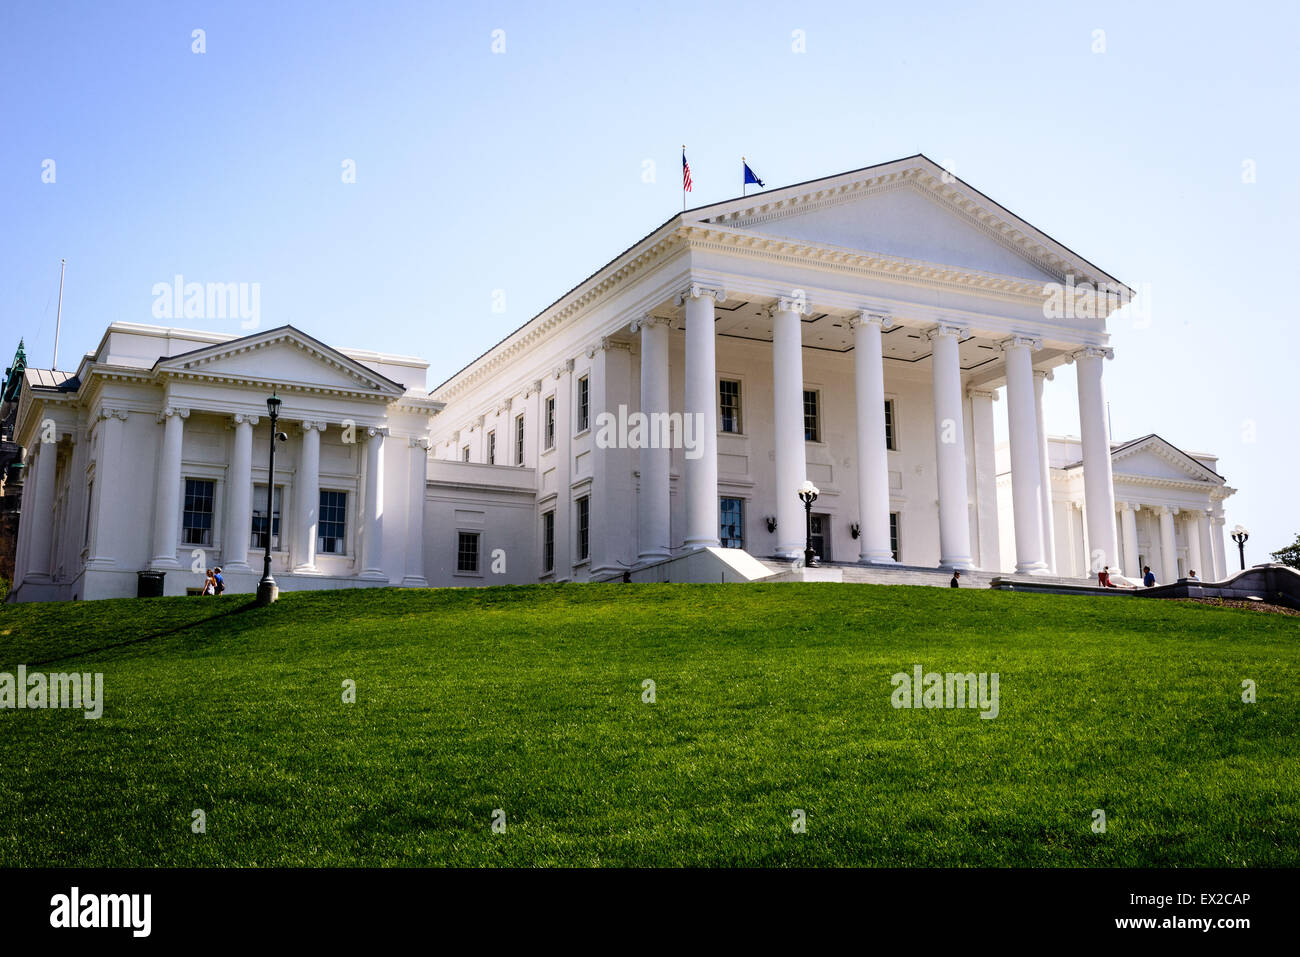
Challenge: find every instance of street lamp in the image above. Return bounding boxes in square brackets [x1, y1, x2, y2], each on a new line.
[256, 393, 288, 605]
[1231, 524, 1249, 571]
[797, 480, 820, 568]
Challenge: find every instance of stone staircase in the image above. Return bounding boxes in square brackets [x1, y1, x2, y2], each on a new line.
[757, 558, 1097, 591]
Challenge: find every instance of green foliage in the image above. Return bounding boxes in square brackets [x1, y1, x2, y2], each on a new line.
[0, 584, 1297, 867]
[1270, 533, 1300, 569]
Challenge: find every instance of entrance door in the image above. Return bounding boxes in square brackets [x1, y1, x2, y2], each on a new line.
[810, 513, 831, 562]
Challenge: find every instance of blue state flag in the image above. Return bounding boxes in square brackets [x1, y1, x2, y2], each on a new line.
[743, 160, 764, 188]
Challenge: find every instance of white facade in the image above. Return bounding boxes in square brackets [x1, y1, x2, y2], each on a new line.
[8, 155, 1236, 601]
[997, 434, 1235, 583]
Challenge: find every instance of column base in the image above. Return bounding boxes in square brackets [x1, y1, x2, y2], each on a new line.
[683, 539, 720, 551]
[358, 569, 389, 581]
[942, 557, 977, 571]
[292, 564, 322, 576]
[637, 550, 671, 566]
[222, 561, 252, 573]
[148, 558, 181, 571]
[1015, 561, 1052, 576]
[859, 549, 896, 565]
[400, 576, 429, 588]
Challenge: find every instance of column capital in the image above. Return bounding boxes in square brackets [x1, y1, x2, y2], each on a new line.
[299, 420, 327, 433]
[1000, 335, 1042, 353]
[552, 357, 575, 380]
[96, 407, 129, 422]
[1066, 345, 1114, 363]
[527, 379, 543, 397]
[474, 414, 486, 429]
[630, 314, 672, 334]
[1117, 501, 1138, 513]
[409, 436, 431, 450]
[967, 388, 999, 401]
[675, 281, 726, 306]
[156, 406, 190, 423]
[927, 323, 970, 342]
[365, 426, 389, 439]
[232, 412, 260, 426]
[768, 296, 810, 318]
[1032, 368, 1054, 382]
[849, 311, 893, 330]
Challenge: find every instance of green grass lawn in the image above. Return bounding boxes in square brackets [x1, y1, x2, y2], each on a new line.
[0, 583, 1297, 867]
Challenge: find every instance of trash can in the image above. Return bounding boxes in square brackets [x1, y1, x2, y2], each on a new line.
[136, 570, 166, 598]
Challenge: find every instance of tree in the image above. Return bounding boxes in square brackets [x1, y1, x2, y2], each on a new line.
[1270, 534, 1300, 569]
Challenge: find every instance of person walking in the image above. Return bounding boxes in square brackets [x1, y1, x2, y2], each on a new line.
[950, 569, 961, 588]
[201, 570, 215, 596]
[213, 567, 225, 596]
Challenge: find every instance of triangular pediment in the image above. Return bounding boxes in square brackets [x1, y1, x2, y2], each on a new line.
[1110, 435, 1224, 484]
[154, 326, 406, 399]
[687, 155, 1125, 291]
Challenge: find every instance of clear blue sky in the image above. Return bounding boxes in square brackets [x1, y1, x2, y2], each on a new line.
[3, 0, 1296, 560]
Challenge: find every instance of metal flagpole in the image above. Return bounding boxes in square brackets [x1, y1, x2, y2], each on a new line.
[742, 156, 747, 197]
[53, 258, 66, 369]
[682, 145, 686, 211]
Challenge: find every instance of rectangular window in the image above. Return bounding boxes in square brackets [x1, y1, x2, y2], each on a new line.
[515, 413, 526, 467]
[890, 512, 900, 563]
[250, 484, 283, 550]
[182, 478, 215, 546]
[487, 430, 496, 465]
[462, 446, 470, 463]
[84, 479, 94, 546]
[720, 379, 742, 434]
[884, 398, 897, 451]
[803, 389, 821, 442]
[720, 497, 745, 549]
[542, 510, 555, 573]
[545, 395, 556, 450]
[576, 495, 590, 562]
[457, 531, 480, 573]
[577, 375, 590, 433]
[318, 490, 347, 554]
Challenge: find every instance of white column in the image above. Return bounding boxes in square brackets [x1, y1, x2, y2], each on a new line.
[1199, 510, 1218, 580]
[223, 413, 257, 572]
[150, 406, 188, 569]
[1186, 510, 1204, 579]
[361, 427, 386, 580]
[1032, 369, 1058, 573]
[1119, 503, 1140, 581]
[851, 312, 895, 563]
[679, 282, 723, 550]
[928, 323, 974, 569]
[1158, 506, 1178, 582]
[25, 438, 59, 581]
[968, 388, 1001, 571]
[772, 296, 810, 559]
[633, 316, 672, 564]
[1071, 346, 1119, 574]
[589, 337, 635, 577]
[1002, 336, 1048, 575]
[87, 409, 128, 568]
[402, 437, 429, 586]
[1211, 515, 1228, 577]
[293, 420, 324, 573]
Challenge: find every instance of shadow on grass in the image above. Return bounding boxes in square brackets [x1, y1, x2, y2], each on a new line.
[23, 600, 264, 668]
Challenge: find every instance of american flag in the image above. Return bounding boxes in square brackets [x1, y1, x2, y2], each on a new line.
[682, 148, 692, 193]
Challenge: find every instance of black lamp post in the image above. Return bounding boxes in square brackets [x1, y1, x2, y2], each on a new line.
[797, 480, 820, 567]
[256, 393, 288, 605]
[1231, 524, 1249, 571]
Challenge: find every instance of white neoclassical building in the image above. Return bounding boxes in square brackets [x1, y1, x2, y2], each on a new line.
[7, 155, 1236, 601]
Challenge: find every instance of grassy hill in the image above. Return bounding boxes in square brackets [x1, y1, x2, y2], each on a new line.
[0, 583, 1297, 867]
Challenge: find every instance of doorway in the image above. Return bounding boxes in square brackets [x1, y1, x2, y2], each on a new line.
[810, 513, 831, 562]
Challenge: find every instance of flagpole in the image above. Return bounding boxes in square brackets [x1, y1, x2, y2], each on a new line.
[742, 156, 746, 197]
[682, 145, 686, 211]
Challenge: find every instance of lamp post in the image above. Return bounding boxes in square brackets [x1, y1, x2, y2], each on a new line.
[256, 393, 288, 605]
[1231, 524, 1249, 571]
[797, 480, 820, 568]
